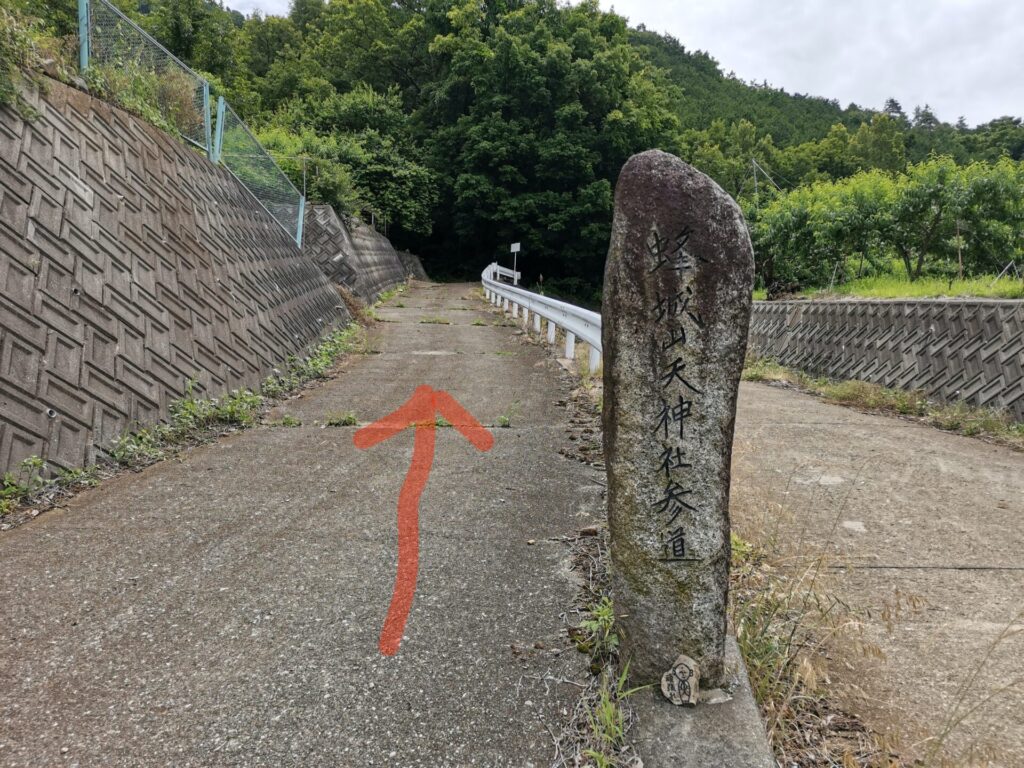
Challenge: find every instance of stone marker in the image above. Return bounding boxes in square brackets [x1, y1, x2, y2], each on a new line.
[602, 150, 754, 688]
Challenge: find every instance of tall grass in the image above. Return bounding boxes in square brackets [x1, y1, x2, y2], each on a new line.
[802, 273, 1024, 300]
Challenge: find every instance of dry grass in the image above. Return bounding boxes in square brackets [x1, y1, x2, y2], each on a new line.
[729, 532, 908, 767]
[336, 284, 374, 325]
[743, 358, 1024, 450]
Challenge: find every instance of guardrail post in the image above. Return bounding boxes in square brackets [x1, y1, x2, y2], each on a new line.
[588, 345, 601, 374]
[547, 320, 556, 344]
[564, 331, 575, 359]
[78, 0, 90, 73]
[533, 314, 541, 333]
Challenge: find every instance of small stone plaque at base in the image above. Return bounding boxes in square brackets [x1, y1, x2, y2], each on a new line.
[661, 654, 700, 707]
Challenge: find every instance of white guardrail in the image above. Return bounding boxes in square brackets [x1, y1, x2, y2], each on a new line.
[481, 263, 603, 373]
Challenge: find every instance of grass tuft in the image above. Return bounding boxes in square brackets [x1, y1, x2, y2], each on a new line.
[325, 411, 358, 427]
[1, 457, 101, 519]
[802, 274, 1024, 301]
[111, 324, 366, 469]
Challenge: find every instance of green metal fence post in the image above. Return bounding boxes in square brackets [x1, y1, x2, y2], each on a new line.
[212, 96, 225, 164]
[296, 196, 306, 247]
[78, 0, 90, 73]
[202, 82, 213, 159]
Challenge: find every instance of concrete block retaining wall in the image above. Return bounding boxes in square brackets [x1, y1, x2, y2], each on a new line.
[0, 79, 349, 474]
[302, 203, 427, 304]
[748, 299, 1024, 420]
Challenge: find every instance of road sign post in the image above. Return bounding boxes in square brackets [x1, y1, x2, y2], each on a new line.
[511, 242, 521, 285]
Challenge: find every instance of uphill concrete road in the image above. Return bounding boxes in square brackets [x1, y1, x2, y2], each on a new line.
[732, 382, 1024, 765]
[0, 282, 605, 767]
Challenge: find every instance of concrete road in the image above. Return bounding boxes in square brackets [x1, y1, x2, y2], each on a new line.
[732, 382, 1024, 765]
[0, 283, 603, 767]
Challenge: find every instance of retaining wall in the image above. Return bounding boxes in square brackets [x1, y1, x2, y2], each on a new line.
[0, 78, 349, 474]
[302, 203, 426, 304]
[748, 299, 1024, 420]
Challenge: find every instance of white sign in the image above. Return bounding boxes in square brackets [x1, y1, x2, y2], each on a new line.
[511, 242, 521, 253]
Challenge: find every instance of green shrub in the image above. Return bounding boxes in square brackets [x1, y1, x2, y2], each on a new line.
[1, 456, 47, 513]
[325, 412, 358, 426]
[0, 7, 56, 117]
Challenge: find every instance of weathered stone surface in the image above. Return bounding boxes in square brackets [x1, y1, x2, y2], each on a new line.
[661, 653, 700, 707]
[602, 150, 754, 686]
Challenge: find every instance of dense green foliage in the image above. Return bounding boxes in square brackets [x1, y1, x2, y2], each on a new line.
[12, 0, 1024, 298]
[749, 157, 1024, 295]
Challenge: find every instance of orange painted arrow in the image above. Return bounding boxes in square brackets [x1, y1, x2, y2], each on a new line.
[353, 385, 494, 656]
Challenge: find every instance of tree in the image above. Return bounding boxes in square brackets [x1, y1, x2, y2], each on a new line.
[149, 0, 209, 62]
[289, 0, 325, 34]
[883, 97, 909, 128]
[849, 114, 906, 172]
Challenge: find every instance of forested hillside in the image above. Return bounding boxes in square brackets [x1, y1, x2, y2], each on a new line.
[8, 0, 1023, 301]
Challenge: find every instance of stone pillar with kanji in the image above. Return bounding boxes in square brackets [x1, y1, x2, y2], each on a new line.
[602, 150, 754, 688]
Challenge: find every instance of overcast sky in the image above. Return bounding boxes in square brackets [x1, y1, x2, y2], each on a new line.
[233, 0, 1021, 126]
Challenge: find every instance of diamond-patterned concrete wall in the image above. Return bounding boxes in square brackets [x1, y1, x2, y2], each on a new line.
[748, 299, 1024, 420]
[302, 203, 425, 304]
[0, 79, 349, 474]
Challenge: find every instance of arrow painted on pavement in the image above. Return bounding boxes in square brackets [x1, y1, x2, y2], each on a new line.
[353, 385, 494, 656]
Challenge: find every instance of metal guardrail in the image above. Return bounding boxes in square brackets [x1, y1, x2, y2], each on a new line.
[481, 263, 602, 372]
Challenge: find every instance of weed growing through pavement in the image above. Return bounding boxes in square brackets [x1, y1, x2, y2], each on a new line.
[1, 457, 101, 521]
[743, 357, 1023, 449]
[553, 532, 646, 767]
[1, 322, 369, 525]
[0, 456, 46, 516]
[111, 324, 366, 469]
[326, 412, 358, 427]
[375, 285, 406, 304]
[497, 400, 519, 428]
[419, 316, 451, 325]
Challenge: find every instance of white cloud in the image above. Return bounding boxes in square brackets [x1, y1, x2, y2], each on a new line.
[230, 0, 290, 18]
[603, 0, 1023, 126]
